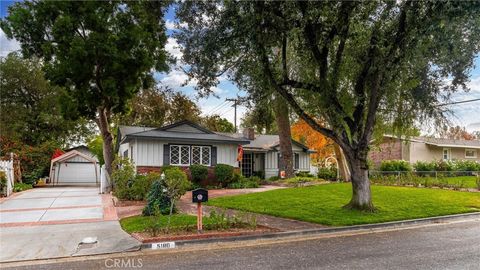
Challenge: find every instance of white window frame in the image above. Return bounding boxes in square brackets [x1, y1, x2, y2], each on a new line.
[170, 145, 191, 166]
[191, 146, 211, 166]
[442, 148, 451, 160]
[465, 149, 477, 159]
[294, 153, 300, 170]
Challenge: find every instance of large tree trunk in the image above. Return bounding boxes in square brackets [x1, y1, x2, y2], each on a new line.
[342, 149, 375, 212]
[274, 94, 294, 178]
[97, 107, 114, 176]
[333, 144, 350, 181]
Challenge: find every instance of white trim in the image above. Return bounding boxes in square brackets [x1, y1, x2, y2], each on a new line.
[170, 145, 191, 166]
[191, 146, 211, 166]
[429, 143, 480, 149]
[465, 148, 477, 159]
[442, 148, 451, 160]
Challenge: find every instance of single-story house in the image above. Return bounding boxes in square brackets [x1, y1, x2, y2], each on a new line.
[369, 135, 480, 166]
[49, 145, 100, 186]
[116, 120, 314, 179]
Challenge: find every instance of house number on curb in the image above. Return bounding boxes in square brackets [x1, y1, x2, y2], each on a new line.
[151, 241, 176, 250]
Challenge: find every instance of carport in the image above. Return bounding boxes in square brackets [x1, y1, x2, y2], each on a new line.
[49, 150, 99, 186]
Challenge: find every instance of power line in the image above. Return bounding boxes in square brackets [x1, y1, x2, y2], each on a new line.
[226, 97, 240, 133]
[207, 101, 230, 115]
[438, 98, 480, 107]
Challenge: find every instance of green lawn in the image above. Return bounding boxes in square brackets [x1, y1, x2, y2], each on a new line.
[208, 183, 480, 226]
[121, 214, 202, 233]
[436, 176, 478, 189]
[120, 212, 256, 234]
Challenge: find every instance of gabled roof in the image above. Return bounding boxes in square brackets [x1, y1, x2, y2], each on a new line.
[384, 135, 480, 149]
[121, 120, 249, 145]
[156, 120, 214, 134]
[216, 132, 314, 152]
[51, 150, 98, 164]
[118, 125, 156, 140]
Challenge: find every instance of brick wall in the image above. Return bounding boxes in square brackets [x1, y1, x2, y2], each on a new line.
[368, 137, 403, 168]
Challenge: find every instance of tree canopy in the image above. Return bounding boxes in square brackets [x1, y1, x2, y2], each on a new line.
[175, 1, 480, 210]
[1, 1, 171, 174]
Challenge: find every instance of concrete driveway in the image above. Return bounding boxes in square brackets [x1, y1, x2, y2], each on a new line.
[0, 187, 140, 262]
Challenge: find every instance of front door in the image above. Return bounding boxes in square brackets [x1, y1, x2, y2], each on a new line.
[241, 152, 254, 177]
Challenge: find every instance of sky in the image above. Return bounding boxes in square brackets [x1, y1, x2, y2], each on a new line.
[1, 2, 479, 133]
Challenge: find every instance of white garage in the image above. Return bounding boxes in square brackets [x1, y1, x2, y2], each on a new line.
[49, 146, 99, 186]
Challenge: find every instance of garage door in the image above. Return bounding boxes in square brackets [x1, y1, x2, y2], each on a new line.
[57, 162, 98, 185]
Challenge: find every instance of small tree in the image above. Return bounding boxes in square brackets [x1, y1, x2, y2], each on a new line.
[143, 179, 171, 216]
[163, 167, 191, 231]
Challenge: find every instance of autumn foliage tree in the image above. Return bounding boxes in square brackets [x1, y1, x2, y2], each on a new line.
[291, 120, 334, 165]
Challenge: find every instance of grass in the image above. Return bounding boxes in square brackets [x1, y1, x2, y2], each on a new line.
[437, 176, 478, 189]
[120, 212, 257, 234]
[208, 183, 480, 226]
[120, 214, 202, 233]
[370, 174, 479, 189]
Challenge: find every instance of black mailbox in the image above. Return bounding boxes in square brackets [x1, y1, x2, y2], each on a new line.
[192, 188, 208, 203]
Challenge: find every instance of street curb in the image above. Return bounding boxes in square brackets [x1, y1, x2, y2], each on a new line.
[141, 211, 480, 249]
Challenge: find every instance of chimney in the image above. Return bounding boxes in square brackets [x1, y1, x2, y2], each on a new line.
[243, 128, 255, 140]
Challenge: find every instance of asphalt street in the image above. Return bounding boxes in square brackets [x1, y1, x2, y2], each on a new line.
[3, 219, 479, 270]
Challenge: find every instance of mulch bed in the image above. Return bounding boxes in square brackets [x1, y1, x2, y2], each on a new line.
[132, 225, 278, 243]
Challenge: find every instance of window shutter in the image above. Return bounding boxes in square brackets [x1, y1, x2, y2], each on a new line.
[277, 153, 281, 169]
[211, 146, 217, 166]
[163, 144, 170, 165]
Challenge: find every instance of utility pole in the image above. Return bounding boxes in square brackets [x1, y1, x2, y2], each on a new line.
[226, 97, 239, 133]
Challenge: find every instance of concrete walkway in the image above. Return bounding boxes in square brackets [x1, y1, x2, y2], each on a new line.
[0, 187, 140, 262]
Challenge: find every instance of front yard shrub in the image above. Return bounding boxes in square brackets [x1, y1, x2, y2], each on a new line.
[252, 170, 265, 179]
[112, 157, 158, 200]
[296, 171, 314, 178]
[228, 176, 261, 189]
[454, 160, 480, 172]
[413, 161, 436, 172]
[0, 171, 6, 195]
[131, 173, 159, 200]
[317, 167, 337, 180]
[284, 177, 318, 187]
[267, 176, 280, 182]
[379, 160, 412, 172]
[111, 157, 136, 200]
[189, 164, 208, 183]
[13, 182, 32, 192]
[214, 164, 234, 185]
[163, 167, 191, 231]
[143, 180, 171, 216]
[434, 160, 455, 171]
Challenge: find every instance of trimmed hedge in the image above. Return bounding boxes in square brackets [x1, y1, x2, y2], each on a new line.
[189, 164, 208, 183]
[413, 160, 480, 172]
[214, 164, 234, 185]
[379, 160, 412, 172]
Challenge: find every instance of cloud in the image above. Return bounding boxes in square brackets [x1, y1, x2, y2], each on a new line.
[165, 37, 183, 60]
[165, 19, 187, 31]
[0, 29, 21, 57]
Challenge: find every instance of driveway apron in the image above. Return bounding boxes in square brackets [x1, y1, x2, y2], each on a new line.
[0, 187, 140, 262]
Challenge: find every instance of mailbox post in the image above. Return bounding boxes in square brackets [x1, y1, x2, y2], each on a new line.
[192, 188, 208, 232]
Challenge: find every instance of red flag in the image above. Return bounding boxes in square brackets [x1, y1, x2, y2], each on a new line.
[237, 145, 243, 162]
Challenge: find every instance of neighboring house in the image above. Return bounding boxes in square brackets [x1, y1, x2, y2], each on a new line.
[49, 145, 100, 186]
[116, 120, 314, 179]
[369, 135, 480, 167]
